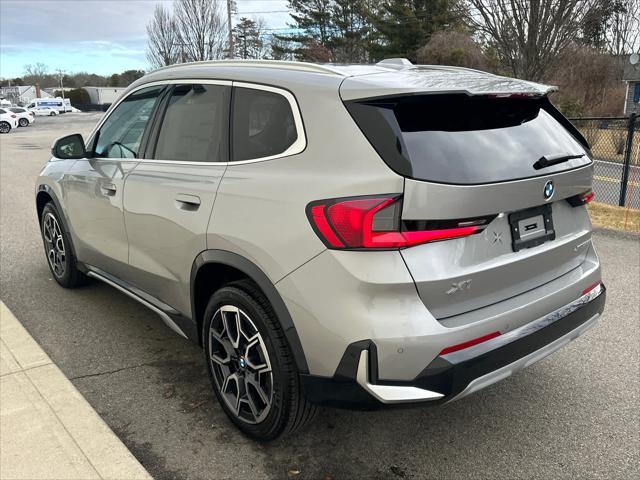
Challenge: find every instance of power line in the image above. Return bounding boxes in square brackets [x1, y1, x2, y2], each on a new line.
[236, 10, 290, 15]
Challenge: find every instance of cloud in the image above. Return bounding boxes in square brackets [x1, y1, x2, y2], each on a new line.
[0, 0, 291, 78]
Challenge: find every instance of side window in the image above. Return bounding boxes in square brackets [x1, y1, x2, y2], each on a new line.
[94, 86, 163, 159]
[232, 87, 298, 161]
[153, 83, 230, 162]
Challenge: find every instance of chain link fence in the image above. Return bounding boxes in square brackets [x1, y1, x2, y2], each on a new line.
[569, 114, 639, 209]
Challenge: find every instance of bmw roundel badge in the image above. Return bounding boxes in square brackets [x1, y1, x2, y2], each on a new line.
[543, 180, 554, 200]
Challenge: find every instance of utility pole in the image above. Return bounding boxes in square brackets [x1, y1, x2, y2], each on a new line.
[226, 0, 235, 59]
[56, 69, 66, 112]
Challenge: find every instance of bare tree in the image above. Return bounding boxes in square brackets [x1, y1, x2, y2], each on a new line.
[174, 0, 227, 62]
[253, 18, 270, 59]
[23, 63, 49, 85]
[416, 31, 495, 72]
[606, 0, 640, 55]
[466, 0, 599, 81]
[146, 4, 180, 68]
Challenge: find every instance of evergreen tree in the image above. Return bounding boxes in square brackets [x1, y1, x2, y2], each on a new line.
[233, 17, 264, 59]
[369, 0, 462, 61]
[331, 0, 377, 62]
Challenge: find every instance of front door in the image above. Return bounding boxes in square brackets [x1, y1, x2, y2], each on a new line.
[64, 85, 165, 278]
[122, 82, 231, 316]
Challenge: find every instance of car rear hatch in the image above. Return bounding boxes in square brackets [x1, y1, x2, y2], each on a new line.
[341, 69, 595, 320]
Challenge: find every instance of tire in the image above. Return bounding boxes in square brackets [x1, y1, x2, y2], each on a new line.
[40, 202, 88, 288]
[0, 121, 10, 134]
[203, 280, 317, 441]
[49, 112, 56, 116]
[18, 118, 29, 127]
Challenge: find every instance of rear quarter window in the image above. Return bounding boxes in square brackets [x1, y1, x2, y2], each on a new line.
[232, 87, 298, 161]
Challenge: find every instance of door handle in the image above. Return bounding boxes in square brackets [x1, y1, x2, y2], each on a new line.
[100, 183, 117, 196]
[174, 194, 201, 211]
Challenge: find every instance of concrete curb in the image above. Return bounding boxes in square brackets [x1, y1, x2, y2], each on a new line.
[0, 301, 152, 480]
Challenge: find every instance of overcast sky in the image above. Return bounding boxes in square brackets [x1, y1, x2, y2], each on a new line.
[0, 0, 291, 79]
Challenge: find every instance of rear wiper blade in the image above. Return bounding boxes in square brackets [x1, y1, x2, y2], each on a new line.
[533, 153, 584, 170]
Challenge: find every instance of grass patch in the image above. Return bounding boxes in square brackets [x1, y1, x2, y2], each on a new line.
[588, 202, 640, 232]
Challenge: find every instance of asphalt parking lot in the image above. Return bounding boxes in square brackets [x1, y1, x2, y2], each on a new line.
[1, 114, 639, 480]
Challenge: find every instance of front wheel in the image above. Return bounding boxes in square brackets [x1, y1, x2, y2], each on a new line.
[0, 121, 10, 134]
[203, 280, 316, 441]
[49, 112, 56, 116]
[18, 118, 29, 127]
[40, 202, 87, 288]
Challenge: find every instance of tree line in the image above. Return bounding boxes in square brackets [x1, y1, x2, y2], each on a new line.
[1, 62, 145, 90]
[3, 1, 637, 116]
[145, 0, 639, 116]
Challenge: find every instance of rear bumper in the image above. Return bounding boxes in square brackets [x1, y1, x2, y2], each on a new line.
[302, 283, 605, 409]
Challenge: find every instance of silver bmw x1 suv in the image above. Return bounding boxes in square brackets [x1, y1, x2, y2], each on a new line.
[37, 59, 606, 440]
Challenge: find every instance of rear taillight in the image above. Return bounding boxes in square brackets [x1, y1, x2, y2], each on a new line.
[306, 195, 493, 250]
[567, 189, 595, 207]
[10, 114, 16, 118]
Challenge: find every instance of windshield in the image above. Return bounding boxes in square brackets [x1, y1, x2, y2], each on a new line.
[345, 94, 591, 185]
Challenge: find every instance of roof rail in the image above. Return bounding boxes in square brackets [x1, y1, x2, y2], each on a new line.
[151, 59, 345, 76]
[376, 58, 413, 69]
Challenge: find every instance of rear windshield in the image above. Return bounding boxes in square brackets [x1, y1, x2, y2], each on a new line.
[345, 94, 591, 184]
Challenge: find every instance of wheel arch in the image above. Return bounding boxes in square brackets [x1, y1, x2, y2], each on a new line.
[36, 184, 82, 268]
[191, 250, 309, 374]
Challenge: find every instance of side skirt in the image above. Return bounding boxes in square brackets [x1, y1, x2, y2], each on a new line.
[85, 265, 197, 341]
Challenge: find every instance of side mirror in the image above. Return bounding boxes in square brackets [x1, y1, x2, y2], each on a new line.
[52, 134, 86, 159]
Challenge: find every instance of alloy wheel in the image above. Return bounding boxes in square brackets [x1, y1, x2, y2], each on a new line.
[208, 305, 273, 424]
[0, 122, 9, 134]
[43, 212, 66, 278]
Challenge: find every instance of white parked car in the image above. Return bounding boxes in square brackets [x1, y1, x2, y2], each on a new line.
[0, 108, 19, 133]
[9, 107, 35, 127]
[30, 107, 58, 117]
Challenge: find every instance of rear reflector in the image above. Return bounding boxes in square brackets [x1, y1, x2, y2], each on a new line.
[567, 189, 595, 207]
[439, 331, 501, 356]
[581, 191, 595, 204]
[306, 195, 489, 250]
[582, 281, 601, 296]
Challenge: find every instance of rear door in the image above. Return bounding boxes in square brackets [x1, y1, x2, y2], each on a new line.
[122, 81, 231, 317]
[345, 93, 594, 319]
